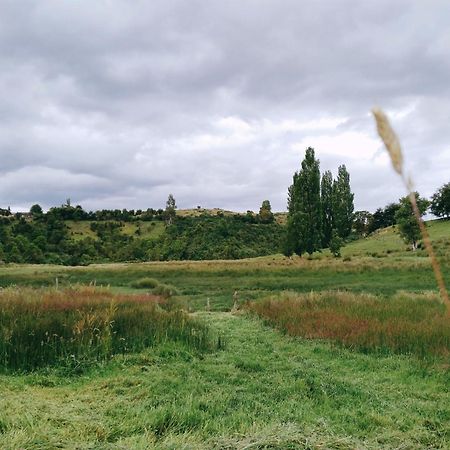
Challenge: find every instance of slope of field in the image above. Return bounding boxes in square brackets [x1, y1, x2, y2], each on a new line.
[66, 220, 166, 241]
[343, 219, 450, 258]
[0, 312, 448, 449]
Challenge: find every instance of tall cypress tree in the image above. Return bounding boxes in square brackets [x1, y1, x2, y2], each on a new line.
[285, 147, 322, 255]
[332, 165, 354, 239]
[321, 170, 333, 247]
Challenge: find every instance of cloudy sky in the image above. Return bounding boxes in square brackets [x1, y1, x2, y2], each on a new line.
[1, 0, 449, 213]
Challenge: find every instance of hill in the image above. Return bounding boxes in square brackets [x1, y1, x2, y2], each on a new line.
[0, 213, 284, 265]
[343, 219, 450, 259]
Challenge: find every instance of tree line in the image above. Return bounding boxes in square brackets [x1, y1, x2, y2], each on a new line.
[0, 154, 448, 264]
[284, 147, 354, 257]
[284, 148, 450, 256]
[0, 196, 281, 265]
[0, 200, 168, 222]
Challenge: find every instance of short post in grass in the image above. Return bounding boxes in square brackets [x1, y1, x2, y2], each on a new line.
[232, 290, 239, 312]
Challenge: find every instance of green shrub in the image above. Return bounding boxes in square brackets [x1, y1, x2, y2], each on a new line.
[152, 284, 180, 298]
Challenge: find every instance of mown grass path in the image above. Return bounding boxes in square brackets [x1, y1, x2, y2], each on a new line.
[0, 313, 449, 449]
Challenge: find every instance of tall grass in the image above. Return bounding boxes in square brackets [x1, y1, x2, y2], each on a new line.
[0, 287, 212, 372]
[247, 291, 450, 359]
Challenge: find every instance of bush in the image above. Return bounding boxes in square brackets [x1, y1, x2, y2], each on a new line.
[329, 231, 344, 257]
[152, 284, 180, 298]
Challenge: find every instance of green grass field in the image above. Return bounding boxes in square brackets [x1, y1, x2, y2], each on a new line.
[0, 313, 448, 449]
[342, 219, 450, 258]
[0, 221, 449, 448]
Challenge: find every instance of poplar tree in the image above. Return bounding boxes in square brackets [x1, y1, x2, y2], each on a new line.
[320, 170, 333, 247]
[332, 165, 354, 239]
[285, 147, 322, 255]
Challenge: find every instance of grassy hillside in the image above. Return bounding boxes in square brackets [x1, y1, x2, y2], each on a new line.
[1, 214, 283, 264]
[66, 216, 449, 261]
[66, 220, 165, 241]
[343, 219, 450, 258]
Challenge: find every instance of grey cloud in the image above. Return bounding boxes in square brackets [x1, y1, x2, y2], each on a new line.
[0, 0, 449, 212]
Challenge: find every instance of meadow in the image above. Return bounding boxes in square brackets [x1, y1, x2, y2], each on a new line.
[0, 220, 449, 448]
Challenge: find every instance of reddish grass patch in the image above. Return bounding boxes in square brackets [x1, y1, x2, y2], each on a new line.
[247, 291, 449, 359]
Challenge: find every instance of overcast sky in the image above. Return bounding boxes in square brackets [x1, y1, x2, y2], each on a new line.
[1, 0, 449, 213]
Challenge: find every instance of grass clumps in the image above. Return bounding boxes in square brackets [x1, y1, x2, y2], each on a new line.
[130, 277, 180, 298]
[129, 277, 159, 289]
[247, 291, 450, 359]
[0, 287, 212, 372]
[152, 283, 180, 298]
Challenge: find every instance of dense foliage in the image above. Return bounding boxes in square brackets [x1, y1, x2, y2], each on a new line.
[286, 147, 323, 255]
[395, 193, 430, 250]
[147, 216, 283, 260]
[431, 182, 450, 219]
[0, 208, 283, 265]
[367, 202, 400, 233]
[285, 148, 354, 256]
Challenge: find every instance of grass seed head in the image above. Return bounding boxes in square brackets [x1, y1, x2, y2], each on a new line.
[372, 107, 404, 175]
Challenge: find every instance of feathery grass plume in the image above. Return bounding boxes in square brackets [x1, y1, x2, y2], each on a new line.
[372, 108, 404, 175]
[372, 107, 450, 314]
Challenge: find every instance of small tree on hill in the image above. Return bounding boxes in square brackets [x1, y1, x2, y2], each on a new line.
[329, 230, 344, 257]
[395, 193, 429, 250]
[165, 194, 177, 225]
[30, 204, 43, 217]
[431, 182, 450, 219]
[258, 200, 274, 223]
